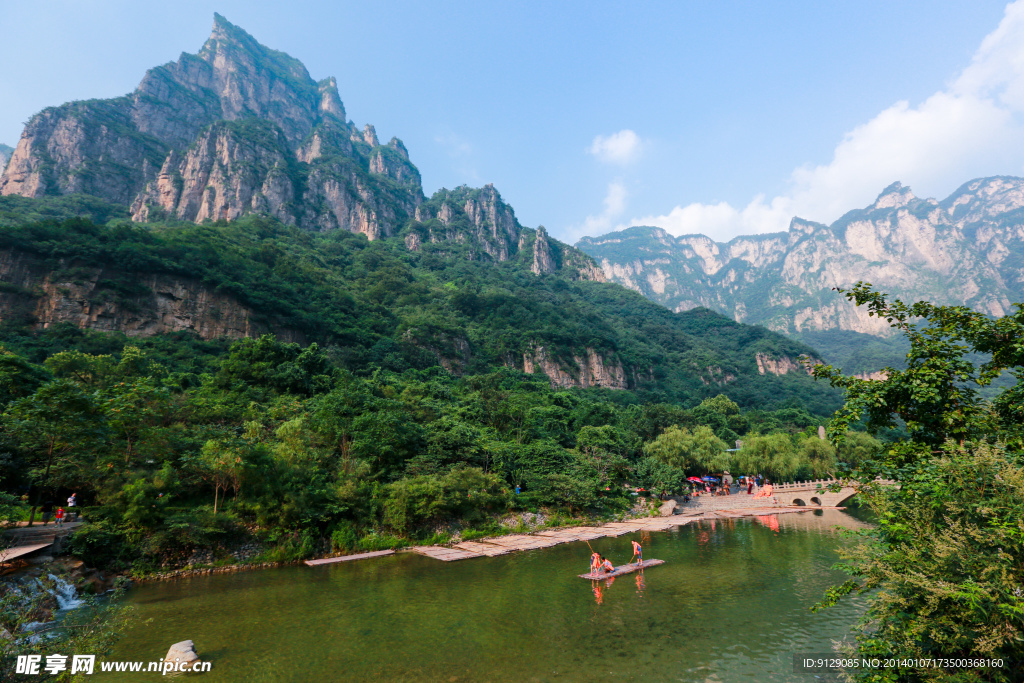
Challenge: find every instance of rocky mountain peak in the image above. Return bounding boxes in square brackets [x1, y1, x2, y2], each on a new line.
[531, 226, 557, 275]
[578, 175, 1024, 338]
[1, 15, 425, 239]
[317, 77, 346, 121]
[360, 124, 379, 147]
[872, 181, 916, 210]
[402, 184, 604, 281]
[387, 137, 409, 160]
[943, 176, 1024, 222]
[788, 217, 822, 236]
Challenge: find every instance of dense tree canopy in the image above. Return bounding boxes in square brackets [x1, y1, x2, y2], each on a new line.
[813, 284, 1024, 683]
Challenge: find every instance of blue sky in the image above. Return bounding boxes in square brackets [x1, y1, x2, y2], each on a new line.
[1, 1, 1019, 242]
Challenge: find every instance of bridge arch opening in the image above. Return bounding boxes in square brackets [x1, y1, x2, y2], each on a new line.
[810, 497, 822, 506]
[792, 498, 806, 506]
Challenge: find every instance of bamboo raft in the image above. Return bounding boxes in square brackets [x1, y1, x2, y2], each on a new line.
[578, 559, 664, 580]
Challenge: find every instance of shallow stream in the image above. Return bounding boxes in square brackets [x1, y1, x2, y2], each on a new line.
[101, 509, 869, 682]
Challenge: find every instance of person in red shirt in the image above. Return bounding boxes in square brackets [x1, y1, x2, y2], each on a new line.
[55, 507, 65, 528]
[630, 539, 643, 566]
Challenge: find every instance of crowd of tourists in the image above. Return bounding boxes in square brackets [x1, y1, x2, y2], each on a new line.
[685, 471, 775, 499]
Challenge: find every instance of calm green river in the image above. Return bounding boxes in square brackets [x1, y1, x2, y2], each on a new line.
[102, 509, 869, 682]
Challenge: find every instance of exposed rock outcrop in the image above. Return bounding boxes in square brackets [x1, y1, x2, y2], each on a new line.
[404, 185, 605, 281]
[754, 353, 812, 376]
[530, 226, 557, 275]
[1, 14, 423, 240]
[852, 370, 889, 381]
[522, 345, 628, 389]
[578, 177, 1024, 337]
[0, 248, 302, 342]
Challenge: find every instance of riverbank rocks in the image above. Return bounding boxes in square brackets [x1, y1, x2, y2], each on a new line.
[658, 499, 678, 517]
[164, 640, 200, 667]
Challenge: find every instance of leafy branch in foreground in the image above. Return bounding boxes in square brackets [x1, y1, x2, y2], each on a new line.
[812, 283, 1024, 683]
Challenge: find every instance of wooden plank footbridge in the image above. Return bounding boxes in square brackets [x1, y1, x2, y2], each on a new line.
[304, 479, 869, 567]
[0, 521, 84, 565]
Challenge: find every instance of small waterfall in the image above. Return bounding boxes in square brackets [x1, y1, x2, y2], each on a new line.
[46, 574, 84, 611]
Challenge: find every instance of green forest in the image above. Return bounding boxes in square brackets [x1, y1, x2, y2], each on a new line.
[0, 196, 859, 574]
[7, 195, 1020, 680]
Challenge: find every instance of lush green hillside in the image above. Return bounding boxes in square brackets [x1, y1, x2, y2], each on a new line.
[0, 203, 840, 413]
[0, 198, 865, 573]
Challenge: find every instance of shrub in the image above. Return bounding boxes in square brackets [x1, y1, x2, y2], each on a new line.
[356, 533, 408, 551]
[331, 521, 358, 551]
[66, 520, 136, 570]
[381, 466, 508, 534]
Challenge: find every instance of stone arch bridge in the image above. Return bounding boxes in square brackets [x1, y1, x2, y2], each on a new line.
[770, 479, 859, 507]
[678, 478, 889, 514]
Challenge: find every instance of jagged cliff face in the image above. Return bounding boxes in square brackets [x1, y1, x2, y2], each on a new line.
[405, 184, 606, 281]
[0, 14, 422, 240]
[0, 248, 303, 342]
[520, 344, 628, 389]
[578, 177, 1024, 336]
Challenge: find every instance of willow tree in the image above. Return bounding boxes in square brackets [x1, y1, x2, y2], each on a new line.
[643, 425, 729, 474]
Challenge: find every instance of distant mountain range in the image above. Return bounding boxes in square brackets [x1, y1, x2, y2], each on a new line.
[577, 179, 1024, 348]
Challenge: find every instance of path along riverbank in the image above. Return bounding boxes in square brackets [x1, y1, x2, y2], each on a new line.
[306, 503, 842, 566]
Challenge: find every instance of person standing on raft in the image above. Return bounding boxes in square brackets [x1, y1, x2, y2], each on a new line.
[629, 539, 643, 566]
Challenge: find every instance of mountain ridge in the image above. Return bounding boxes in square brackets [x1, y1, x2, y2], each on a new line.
[577, 176, 1024, 339]
[0, 15, 602, 285]
[0, 14, 422, 239]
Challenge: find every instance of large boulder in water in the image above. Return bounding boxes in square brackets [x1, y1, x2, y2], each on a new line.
[164, 640, 200, 666]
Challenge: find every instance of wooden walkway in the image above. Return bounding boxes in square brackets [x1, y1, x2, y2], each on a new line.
[304, 505, 831, 566]
[304, 549, 394, 566]
[0, 543, 52, 563]
[405, 506, 826, 561]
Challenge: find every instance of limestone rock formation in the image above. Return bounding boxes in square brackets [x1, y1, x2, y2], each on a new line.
[404, 184, 605, 281]
[521, 345, 628, 389]
[577, 177, 1024, 337]
[0, 248, 302, 342]
[0, 14, 423, 240]
[754, 353, 812, 376]
[0, 16, 604, 284]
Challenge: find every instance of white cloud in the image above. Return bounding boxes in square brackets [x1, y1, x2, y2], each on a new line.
[435, 131, 481, 183]
[623, 1, 1024, 242]
[588, 129, 642, 164]
[567, 182, 629, 242]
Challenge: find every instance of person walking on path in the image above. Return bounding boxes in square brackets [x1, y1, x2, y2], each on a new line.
[54, 507, 64, 528]
[722, 471, 733, 495]
[40, 501, 53, 526]
[747, 477, 754, 495]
